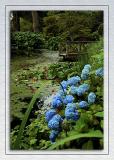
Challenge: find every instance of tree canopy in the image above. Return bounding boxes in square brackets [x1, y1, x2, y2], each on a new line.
[11, 11, 103, 41]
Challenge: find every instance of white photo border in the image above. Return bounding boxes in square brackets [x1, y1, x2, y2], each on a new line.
[4, 4, 109, 156]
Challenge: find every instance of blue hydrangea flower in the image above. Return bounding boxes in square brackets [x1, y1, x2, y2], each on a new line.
[48, 119, 60, 130]
[53, 93, 62, 100]
[65, 110, 79, 120]
[81, 65, 91, 80]
[51, 98, 62, 109]
[76, 87, 84, 96]
[79, 101, 88, 108]
[63, 95, 74, 104]
[67, 76, 81, 86]
[82, 68, 90, 75]
[65, 103, 76, 112]
[81, 73, 88, 80]
[48, 114, 63, 130]
[80, 83, 90, 92]
[84, 64, 91, 71]
[81, 68, 90, 80]
[70, 86, 78, 95]
[96, 67, 103, 77]
[51, 94, 63, 109]
[49, 130, 59, 143]
[52, 114, 63, 123]
[88, 92, 96, 104]
[60, 80, 68, 89]
[76, 84, 89, 96]
[45, 109, 56, 122]
[58, 89, 66, 97]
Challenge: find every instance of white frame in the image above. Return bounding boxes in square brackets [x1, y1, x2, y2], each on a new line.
[0, 1, 112, 159]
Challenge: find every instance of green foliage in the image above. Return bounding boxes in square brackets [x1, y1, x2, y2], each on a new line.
[43, 14, 60, 37]
[22, 117, 51, 149]
[10, 55, 49, 149]
[100, 120, 103, 129]
[10, 51, 59, 131]
[48, 130, 103, 150]
[43, 11, 103, 41]
[11, 116, 51, 149]
[41, 11, 103, 51]
[45, 36, 62, 51]
[10, 82, 32, 121]
[94, 112, 104, 118]
[11, 32, 45, 51]
[13, 81, 45, 149]
[87, 37, 103, 68]
[20, 17, 33, 31]
[82, 140, 93, 150]
[48, 62, 83, 81]
[11, 11, 103, 56]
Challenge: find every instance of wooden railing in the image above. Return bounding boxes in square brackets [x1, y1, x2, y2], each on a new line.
[59, 41, 97, 61]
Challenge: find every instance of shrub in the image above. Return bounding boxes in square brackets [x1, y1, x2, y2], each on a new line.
[11, 32, 45, 50]
[87, 37, 103, 68]
[45, 36, 63, 51]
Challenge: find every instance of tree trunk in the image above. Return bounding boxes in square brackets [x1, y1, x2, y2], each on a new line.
[12, 11, 20, 31]
[32, 11, 40, 32]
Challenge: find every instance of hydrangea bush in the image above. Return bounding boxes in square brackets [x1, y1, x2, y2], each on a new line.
[45, 64, 104, 143]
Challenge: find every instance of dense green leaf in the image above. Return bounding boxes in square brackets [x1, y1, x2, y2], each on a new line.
[82, 140, 93, 150]
[100, 120, 103, 129]
[14, 83, 45, 149]
[48, 130, 103, 150]
[94, 112, 104, 118]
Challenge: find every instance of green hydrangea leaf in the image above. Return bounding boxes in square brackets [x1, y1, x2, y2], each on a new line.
[94, 111, 104, 118]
